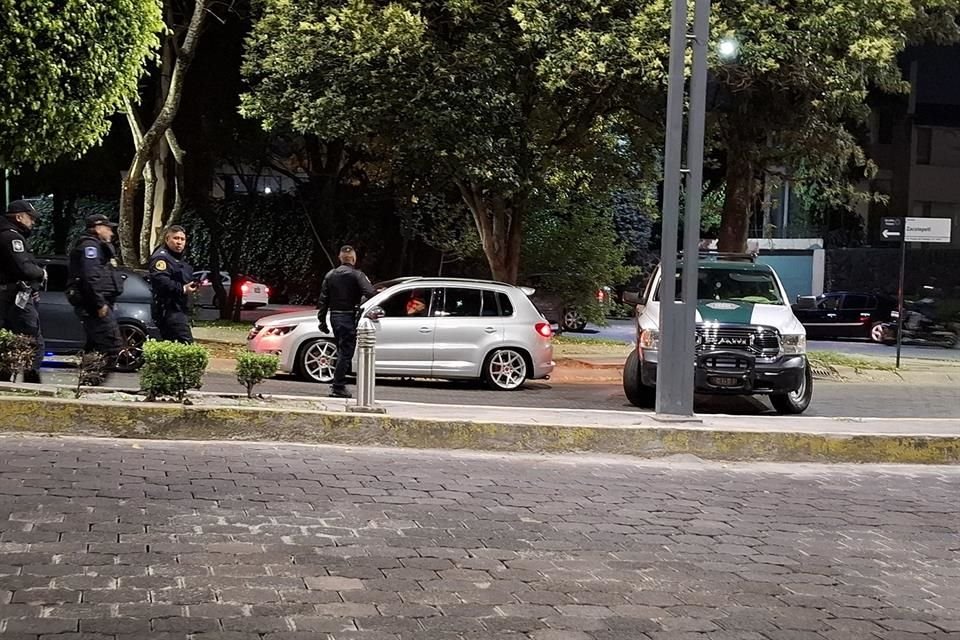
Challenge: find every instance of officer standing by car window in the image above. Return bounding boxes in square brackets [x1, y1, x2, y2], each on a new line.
[67, 214, 125, 380]
[316, 245, 376, 398]
[148, 225, 197, 343]
[0, 200, 46, 383]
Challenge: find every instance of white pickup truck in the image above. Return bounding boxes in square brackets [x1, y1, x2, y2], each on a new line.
[622, 253, 813, 414]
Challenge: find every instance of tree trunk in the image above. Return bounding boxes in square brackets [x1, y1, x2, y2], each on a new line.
[456, 181, 523, 283]
[718, 148, 755, 252]
[119, 0, 208, 266]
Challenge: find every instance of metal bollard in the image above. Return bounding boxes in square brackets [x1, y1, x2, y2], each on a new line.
[348, 317, 386, 414]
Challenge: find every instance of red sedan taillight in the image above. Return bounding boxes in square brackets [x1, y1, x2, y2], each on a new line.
[535, 322, 553, 338]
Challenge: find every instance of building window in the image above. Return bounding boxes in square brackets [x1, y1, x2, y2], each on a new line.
[916, 127, 932, 165]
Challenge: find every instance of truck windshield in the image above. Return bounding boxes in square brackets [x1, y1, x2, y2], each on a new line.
[656, 268, 784, 305]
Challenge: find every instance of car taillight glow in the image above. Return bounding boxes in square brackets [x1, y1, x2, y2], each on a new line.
[535, 322, 553, 338]
[265, 286, 271, 296]
[241, 283, 250, 294]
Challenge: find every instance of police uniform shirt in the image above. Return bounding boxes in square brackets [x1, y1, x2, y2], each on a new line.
[148, 247, 193, 311]
[0, 217, 45, 286]
[69, 234, 123, 308]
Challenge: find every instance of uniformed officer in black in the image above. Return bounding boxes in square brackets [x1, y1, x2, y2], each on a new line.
[0, 200, 46, 383]
[316, 245, 376, 398]
[148, 225, 197, 343]
[67, 214, 124, 378]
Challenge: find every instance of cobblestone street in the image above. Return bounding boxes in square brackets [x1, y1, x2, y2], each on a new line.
[0, 436, 958, 639]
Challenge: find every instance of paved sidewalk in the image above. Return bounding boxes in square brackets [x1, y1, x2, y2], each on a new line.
[0, 436, 957, 639]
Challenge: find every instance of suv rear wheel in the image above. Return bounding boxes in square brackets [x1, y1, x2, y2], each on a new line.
[770, 364, 813, 415]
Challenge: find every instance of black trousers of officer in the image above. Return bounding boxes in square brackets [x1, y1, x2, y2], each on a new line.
[157, 310, 193, 343]
[76, 306, 123, 367]
[330, 310, 357, 391]
[0, 291, 44, 382]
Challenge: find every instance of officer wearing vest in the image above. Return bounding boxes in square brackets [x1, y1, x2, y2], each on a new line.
[67, 214, 125, 378]
[148, 225, 197, 343]
[0, 200, 46, 383]
[316, 245, 376, 398]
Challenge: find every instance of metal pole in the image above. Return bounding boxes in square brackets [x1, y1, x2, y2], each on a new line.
[655, 0, 690, 415]
[677, 0, 711, 408]
[3, 168, 9, 208]
[348, 317, 386, 414]
[896, 234, 906, 368]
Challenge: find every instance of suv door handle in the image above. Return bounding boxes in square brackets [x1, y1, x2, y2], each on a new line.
[484, 327, 497, 334]
[419, 327, 432, 333]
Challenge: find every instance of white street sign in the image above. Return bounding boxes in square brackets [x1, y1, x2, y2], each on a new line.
[905, 217, 952, 243]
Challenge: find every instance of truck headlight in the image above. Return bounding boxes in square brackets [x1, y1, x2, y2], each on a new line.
[781, 334, 806, 355]
[640, 329, 660, 351]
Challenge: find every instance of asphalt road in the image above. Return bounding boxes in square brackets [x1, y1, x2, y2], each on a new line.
[0, 436, 957, 639]
[576, 319, 960, 362]
[39, 366, 960, 419]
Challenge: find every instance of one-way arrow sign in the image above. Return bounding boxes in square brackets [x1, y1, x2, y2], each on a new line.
[881, 217, 904, 243]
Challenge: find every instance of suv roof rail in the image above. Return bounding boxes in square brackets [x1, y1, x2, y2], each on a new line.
[679, 251, 758, 263]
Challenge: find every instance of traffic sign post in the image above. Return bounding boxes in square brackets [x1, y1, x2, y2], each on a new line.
[883, 217, 953, 368]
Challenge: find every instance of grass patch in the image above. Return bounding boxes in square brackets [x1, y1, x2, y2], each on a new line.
[192, 319, 252, 329]
[808, 350, 896, 372]
[554, 335, 630, 347]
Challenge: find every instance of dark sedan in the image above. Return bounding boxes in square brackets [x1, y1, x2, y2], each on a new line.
[37, 256, 160, 371]
[793, 291, 897, 342]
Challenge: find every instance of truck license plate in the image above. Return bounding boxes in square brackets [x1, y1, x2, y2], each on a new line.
[710, 376, 740, 387]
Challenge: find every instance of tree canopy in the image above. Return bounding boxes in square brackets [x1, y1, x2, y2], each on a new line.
[241, 0, 667, 283]
[0, 0, 163, 165]
[711, 0, 960, 250]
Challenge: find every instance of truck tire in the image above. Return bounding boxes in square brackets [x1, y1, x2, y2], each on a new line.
[623, 349, 655, 409]
[770, 363, 813, 415]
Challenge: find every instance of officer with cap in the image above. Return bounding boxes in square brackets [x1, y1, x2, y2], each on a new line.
[148, 225, 197, 343]
[0, 200, 46, 382]
[316, 245, 376, 398]
[67, 214, 125, 379]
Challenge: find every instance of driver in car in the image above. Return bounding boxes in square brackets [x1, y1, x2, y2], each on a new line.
[405, 294, 427, 316]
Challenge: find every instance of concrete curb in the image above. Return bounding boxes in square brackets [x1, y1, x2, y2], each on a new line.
[1, 395, 958, 464]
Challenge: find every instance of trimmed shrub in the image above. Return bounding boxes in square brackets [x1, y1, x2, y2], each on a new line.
[0, 329, 38, 383]
[139, 341, 209, 402]
[235, 351, 279, 399]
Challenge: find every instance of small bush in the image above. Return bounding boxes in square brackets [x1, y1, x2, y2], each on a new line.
[0, 329, 38, 383]
[235, 351, 279, 399]
[75, 351, 109, 396]
[139, 341, 209, 402]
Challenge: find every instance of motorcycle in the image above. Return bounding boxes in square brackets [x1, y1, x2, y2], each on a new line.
[880, 299, 959, 349]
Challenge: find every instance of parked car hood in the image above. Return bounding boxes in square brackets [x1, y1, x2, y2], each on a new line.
[256, 310, 318, 327]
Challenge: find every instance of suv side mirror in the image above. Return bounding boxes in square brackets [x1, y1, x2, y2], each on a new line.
[795, 295, 817, 310]
[622, 290, 643, 305]
[365, 306, 385, 321]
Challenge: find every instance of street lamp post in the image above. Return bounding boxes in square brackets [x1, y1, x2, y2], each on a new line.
[655, 0, 712, 416]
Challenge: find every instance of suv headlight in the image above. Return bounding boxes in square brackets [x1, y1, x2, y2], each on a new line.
[640, 329, 660, 351]
[781, 333, 806, 355]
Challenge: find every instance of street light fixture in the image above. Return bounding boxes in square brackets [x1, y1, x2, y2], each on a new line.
[717, 36, 739, 62]
[655, 0, 711, 416]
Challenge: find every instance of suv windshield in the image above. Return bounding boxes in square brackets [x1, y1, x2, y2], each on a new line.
[656, 267, 784, 305]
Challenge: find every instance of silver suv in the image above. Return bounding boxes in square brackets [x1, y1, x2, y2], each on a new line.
[248, 277, 556, 390]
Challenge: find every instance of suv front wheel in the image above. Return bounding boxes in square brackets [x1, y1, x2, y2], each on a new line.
[623, 349, 655, 409]
[770, 364, 813, 415]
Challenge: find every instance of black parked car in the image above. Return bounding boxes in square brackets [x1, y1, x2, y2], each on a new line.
[37, 256, 160, 371]
[792, 291, 897, 342]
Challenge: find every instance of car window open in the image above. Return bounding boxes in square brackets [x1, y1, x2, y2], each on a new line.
[380, 287, 434, 318]
[656, 268, 784, 305]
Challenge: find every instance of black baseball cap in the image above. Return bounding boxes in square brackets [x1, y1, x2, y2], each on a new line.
[339, 245, 356, 254]
[85, 214, 118, 228]
[5, 200, 39, 218]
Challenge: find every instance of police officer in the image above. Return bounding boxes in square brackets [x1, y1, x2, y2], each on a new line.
[148, 225, 197, 343]
[67, 214, 124, 379]
[0, 200, 46, 383]
[316, 245, 375, 398]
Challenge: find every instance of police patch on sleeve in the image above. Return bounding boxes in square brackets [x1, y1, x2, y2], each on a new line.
[11, 239, 24, 253]
[154, 259, 167, 271]
[84, 246, 98, 259]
